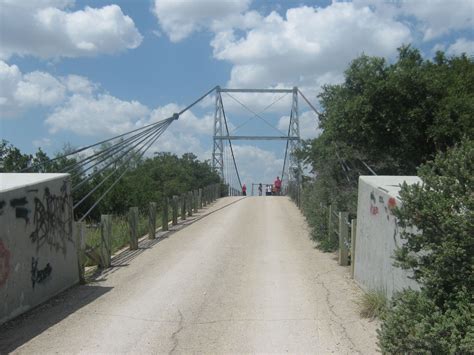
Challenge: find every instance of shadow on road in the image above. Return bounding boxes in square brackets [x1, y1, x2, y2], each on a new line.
[0, 284, 112, 354]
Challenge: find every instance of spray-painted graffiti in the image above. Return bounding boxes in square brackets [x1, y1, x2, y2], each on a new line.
[30, 181, 72, 254]
[31, 257, 52, 288]
[388, 197, 397, 210]
[370, 191, 379, 215]
[0, 240, 11, 287]
[10, 197, 29, 223]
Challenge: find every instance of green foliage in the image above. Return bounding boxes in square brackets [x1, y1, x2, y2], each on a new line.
[359, 289, 388, 320]
[300, 47, 474, 251]
[393, 139, 474, 306]
[0, 140, 220, 222]
[378, 289, 474, 354]
[378, 140, 474, 353]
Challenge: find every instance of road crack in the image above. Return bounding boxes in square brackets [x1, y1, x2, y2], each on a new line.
[315, 272, 360, 354]
[168, 309, 184, 355]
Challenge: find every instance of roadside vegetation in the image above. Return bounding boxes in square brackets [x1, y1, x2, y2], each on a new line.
[378, 140, 473, 353]
[359, 289, 388, 320]
[1, 143, 221, 262]
[299, 46, 473, 352]
[0, 144, 220, 222]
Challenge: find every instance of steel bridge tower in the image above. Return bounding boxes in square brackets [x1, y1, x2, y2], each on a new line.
[212, 87, 302, 201]
[212, 86, 224, 179]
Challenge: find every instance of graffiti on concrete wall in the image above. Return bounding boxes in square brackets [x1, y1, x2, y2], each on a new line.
[10, 197, 30, 223]
[31, 257, 52, 288]
[30, 181, 73, 254]
[0, 240, 11, 287]
[369, 191, 379, 215]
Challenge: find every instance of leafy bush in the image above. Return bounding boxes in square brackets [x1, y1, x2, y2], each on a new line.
[378, 139, 474, 353]
[378, 290, 474, 353]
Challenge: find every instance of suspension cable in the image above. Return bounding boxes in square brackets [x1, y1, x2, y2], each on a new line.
[72, 120, 169, 192]
[61, 121, 163, 174]
[77, 121, 170, 222]
[220, 93, 242, 190]
[224, 92, 287, 136]
[75, 118, 172, 216]
[230, 92, 289, 134]
[73, 122, 169, 210]
[297, 89, 321, 116]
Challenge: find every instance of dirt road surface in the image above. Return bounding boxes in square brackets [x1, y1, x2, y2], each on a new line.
[1, 196, 378, 354]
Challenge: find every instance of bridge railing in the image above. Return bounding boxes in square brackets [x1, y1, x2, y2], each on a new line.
[324, 205, 357, 278]
[75, 183, 221, 282]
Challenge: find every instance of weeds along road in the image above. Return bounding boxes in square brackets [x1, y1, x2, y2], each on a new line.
[1, 196, 378, 354]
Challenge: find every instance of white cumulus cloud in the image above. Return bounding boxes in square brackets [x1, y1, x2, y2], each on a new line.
[277, 110, 321, 140]
[398, 0, 473, 41]
[232, 144, 284, 185]
[46, 94, 150, 135]
[212, 3, 411, 88]
[152, 0, 252, 42]
[0, 1, 142, 59]
[14, 71, 66, 107]
[446, 38, 474, 56]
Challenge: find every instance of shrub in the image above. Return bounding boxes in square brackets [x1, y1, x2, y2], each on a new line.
[378, 290, 474, 353]
[378, 139, 474, 353]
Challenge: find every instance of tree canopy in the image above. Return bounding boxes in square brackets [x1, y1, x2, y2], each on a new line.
[0, 140, 220, 221]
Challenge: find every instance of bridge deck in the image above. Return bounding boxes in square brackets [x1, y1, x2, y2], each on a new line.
[1, 197, 377, 354]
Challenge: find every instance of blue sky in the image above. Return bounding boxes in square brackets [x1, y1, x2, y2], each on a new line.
[1, 0, 473, 186]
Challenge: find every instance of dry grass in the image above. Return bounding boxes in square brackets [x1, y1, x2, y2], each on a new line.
[359, 289, 388, 319]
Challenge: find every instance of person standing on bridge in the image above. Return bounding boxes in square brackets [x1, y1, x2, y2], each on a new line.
[242, 184, 247, 196]
[274, 176, 282, 195]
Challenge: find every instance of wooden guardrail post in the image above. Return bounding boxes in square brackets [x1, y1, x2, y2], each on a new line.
[187, 191, 193, 217]
[148, 202, 157, 239]
[338, 211, 350, 266]
[74, 221, 86, 283]
[199, 188, 203, 209]
[181, 193, 186, 220]
[202, 187, 207, 207]
[327, 205, 333, 243]
[172, 195, 178, 225]
[193, 190, 198, 213]
[128, 207, 139, 250]
[99, 214, 112, 268]
[351, 219, 357, 278]
[162, 197, 169, 231]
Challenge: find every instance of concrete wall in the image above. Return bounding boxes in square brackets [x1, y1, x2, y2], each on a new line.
[354, 176, 420, 299]
[0, 173, 78, 324]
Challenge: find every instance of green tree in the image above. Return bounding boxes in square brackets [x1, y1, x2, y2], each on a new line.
[300, 47, 474, 250]
[0, 140, 32, 172]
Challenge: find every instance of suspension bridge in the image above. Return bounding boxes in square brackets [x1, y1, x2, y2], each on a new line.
[20, 86, 320, 219]
[0, 87, 379, 353]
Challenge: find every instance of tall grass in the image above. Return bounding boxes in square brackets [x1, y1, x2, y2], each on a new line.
[85, 212, 152, 266]
[359, 289, 388, 320]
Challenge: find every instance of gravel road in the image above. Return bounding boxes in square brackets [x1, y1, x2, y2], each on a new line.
[1, 196, 378, 354]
